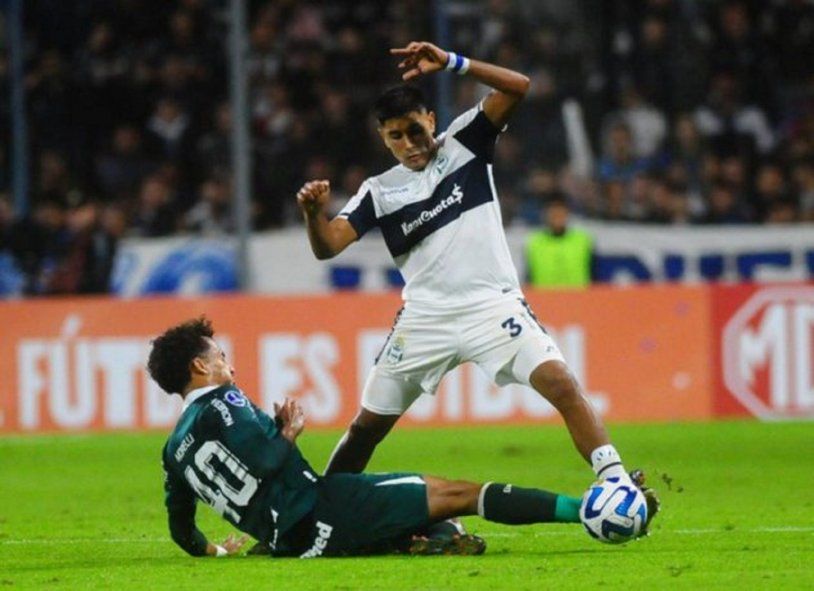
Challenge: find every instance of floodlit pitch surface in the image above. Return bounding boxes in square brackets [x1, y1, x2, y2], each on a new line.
[2, 421, 812, 590]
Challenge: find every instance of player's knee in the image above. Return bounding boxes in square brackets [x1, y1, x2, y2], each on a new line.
[434, 480, 479, 513]
[531, 363, 582, 408]
[432, 479, 474, 501]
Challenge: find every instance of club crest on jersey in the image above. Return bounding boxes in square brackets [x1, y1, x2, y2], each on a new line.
[434, 153, 448, 174]
[385, 335, 405, 364]
[224, 390, 247, 407]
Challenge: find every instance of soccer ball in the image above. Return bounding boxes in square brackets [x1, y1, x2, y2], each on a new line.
[579, 476, 648, 544]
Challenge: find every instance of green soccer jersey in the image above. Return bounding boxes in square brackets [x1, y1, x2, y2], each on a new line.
[161, 384, 318, 556]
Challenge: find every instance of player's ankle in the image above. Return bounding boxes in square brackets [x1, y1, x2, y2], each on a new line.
[590, 444, 627, 479]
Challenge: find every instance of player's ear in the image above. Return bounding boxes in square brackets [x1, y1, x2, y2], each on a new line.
[427, 111, 436, 134]
[189, 356, 209, 376]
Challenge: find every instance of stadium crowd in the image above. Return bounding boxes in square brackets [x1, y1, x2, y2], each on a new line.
[1, 0, 814, 294]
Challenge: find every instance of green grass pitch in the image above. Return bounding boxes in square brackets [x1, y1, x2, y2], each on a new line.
[2, 421, 812, 590]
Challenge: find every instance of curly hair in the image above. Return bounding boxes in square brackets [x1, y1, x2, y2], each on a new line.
[147, 317, 214, 394]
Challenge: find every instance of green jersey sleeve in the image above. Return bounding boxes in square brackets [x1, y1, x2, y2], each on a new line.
[162, 443, 209, 557]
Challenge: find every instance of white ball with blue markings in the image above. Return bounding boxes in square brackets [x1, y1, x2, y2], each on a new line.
[579, 476, 648, 544]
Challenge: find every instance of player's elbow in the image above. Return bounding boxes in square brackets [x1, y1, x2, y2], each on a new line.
[514, 74, 530, 97]
[314, 247, 338, 261]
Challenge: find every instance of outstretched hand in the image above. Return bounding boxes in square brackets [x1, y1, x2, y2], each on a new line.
[391, 42, 449, 81]
[215, 533, 250, 556]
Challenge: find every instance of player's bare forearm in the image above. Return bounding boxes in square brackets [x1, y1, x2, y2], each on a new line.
[304, 213, 340, 260]
[465, 59, 529, 128]
[297, 180, 357, 259]
[465, 59, 529, 99]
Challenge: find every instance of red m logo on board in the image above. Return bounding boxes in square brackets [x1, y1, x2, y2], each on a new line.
[722, 287, 814, 420]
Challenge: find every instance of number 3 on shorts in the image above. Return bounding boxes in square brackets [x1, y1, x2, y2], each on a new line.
[501, 317, 522, 337]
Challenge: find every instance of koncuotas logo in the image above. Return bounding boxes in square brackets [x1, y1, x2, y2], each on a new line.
[723, 287, 814, 419]
[401, 184, 464, 236]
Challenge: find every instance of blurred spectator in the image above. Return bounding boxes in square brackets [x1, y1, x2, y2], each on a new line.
[600, 180, 628, 221]
[27, 50, 75, 155]
[526, 194, 593, 288]
[328, 164, 369, 216]
[764, 199, 799, 224]
[710, 1, 773, 108]
[145, 97, 194, 161]
[631, 13, 674, 111]
[597, 122, 652, 183]
[6, 198, 69, 294]
[643, 176, 676, 224]
[196, 101, 232, 177]
[130, 174, 178, 237]
[46, 199, 124, 294]
[752, 162, 793, 221]
[247, 6, 282, 84]
[183, 177, 235, 235]
[518, 168, 561, 225]
[35, 151, 75, 205]
[664, 114, 707, 196]
[701, 182, 751, 224]
[793, 159, 814, 221]
[253, 82, 295, 141]
[95, 125, 156, 201]
[74, 21, 130, 145]
[769, 0, 814, 84]
[694, 72, 775, 157]
[604, 86, 668, 159]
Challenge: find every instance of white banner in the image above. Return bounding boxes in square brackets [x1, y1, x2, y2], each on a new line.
[111, 223, 814, 296]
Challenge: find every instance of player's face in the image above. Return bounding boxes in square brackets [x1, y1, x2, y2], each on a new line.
[200, 337, 235, 385]
[379, 111, 437, 171]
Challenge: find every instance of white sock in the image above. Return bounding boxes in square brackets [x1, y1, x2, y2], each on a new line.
[477, 482, 493, 518]
[590, 444, 627, 479]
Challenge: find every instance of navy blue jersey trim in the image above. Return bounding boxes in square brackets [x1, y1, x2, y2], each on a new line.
[377, 159, 494, 258]
[343, 190, 377, 237]
[453, 110, 501, 163]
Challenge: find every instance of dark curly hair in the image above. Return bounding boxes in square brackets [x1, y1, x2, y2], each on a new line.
[147, 317, 214, 394]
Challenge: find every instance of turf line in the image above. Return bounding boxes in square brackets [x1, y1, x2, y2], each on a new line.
[2, 526, 812, 545]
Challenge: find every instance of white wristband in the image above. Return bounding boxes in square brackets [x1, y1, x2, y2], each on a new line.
[214, 544, 228, 557]
[445, 52, 470, 75]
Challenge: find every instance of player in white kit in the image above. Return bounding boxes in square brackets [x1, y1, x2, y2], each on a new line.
[297, 41, 638, 489]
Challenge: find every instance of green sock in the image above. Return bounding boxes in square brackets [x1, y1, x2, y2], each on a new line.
[554, 495, 582, 523]
[478, 483, 581, 525]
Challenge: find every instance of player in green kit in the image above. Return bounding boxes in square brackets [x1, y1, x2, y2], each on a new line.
[150, 317, 597, 558]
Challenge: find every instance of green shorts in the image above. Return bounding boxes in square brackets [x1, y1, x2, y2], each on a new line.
[293, 472, 430, 557]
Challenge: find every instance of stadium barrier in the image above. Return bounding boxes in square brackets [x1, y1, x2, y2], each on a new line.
[100, 224, 814, 298]
[2, 283, 811, 434]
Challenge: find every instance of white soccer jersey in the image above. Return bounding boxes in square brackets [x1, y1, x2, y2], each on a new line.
[338, 102, 521, 310]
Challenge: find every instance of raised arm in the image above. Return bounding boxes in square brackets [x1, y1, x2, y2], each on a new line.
[297, 180, 358, 260]
[391, 41, 530, 130]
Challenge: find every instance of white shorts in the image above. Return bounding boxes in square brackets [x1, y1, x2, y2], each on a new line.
[361, 294, 566, 415]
